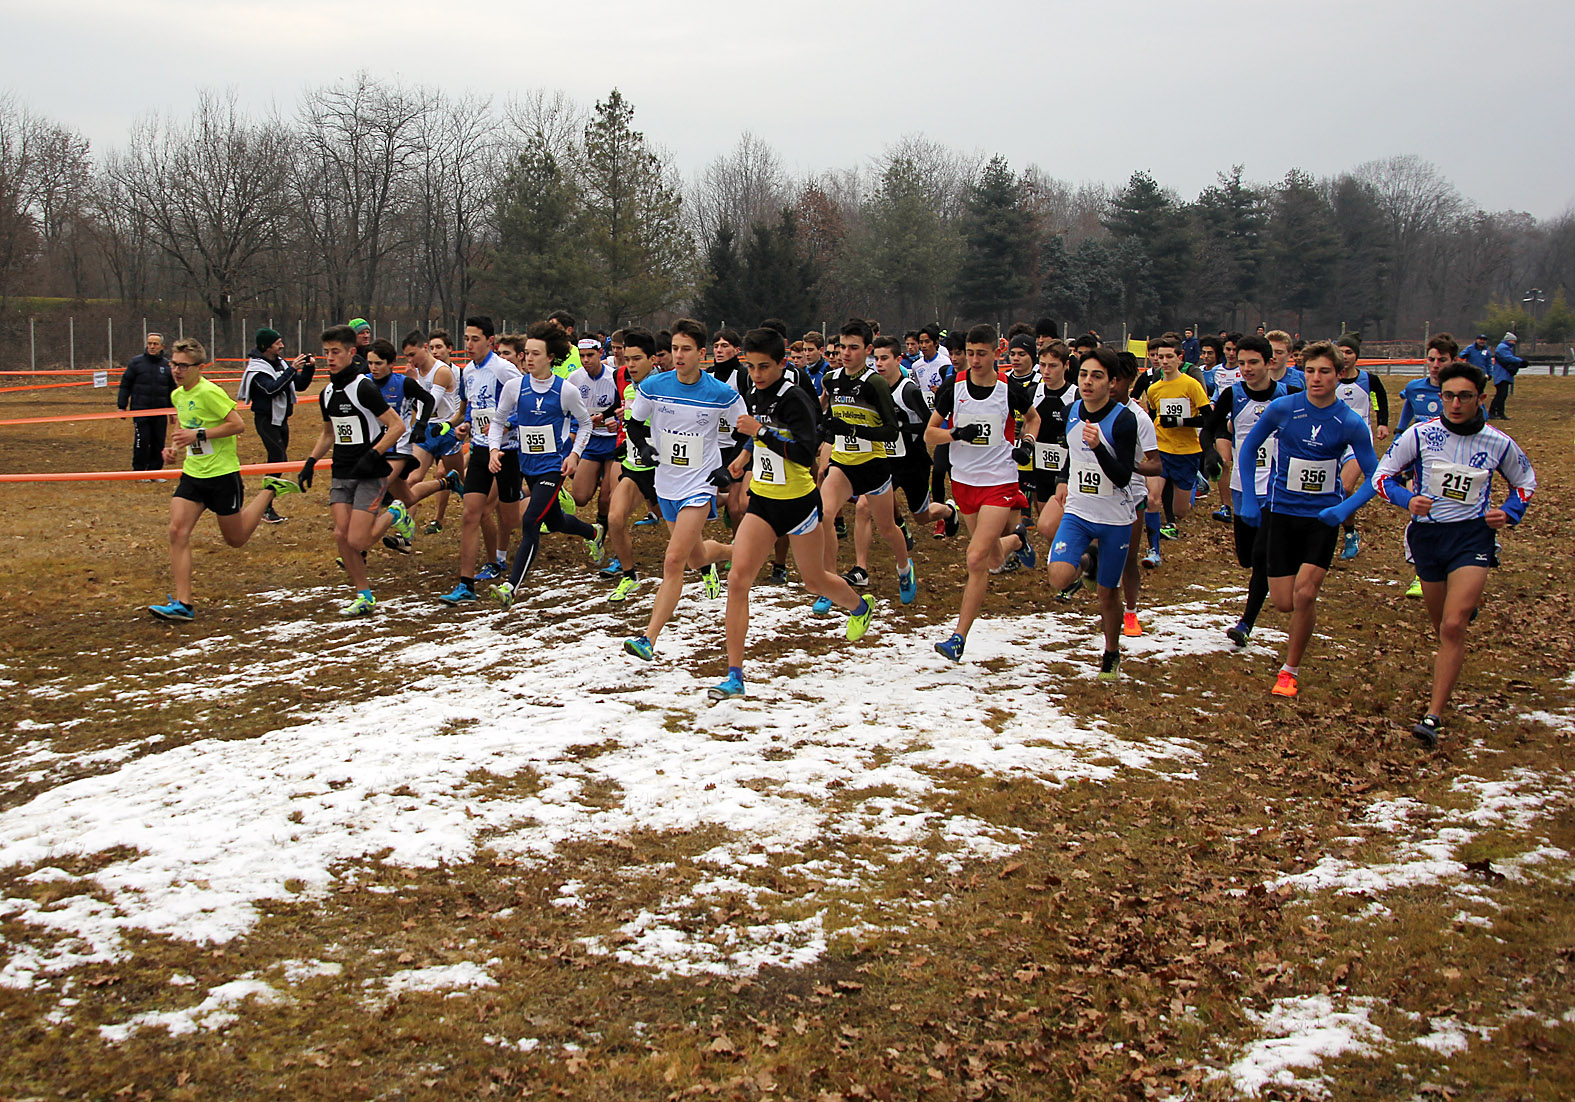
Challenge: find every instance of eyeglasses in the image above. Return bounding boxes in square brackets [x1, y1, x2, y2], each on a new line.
[170, 360, 200, 369]
[1441, 392, 1477, 403]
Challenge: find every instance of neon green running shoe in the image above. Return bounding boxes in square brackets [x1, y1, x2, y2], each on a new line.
[588, 522, 606, 563]
[491, 581, 516, 611]
[262, 474, 302, 497]
[341, 592, 376, 617]
[609, 575, 641, 603]
[703, 564, 723, 600]
[846, 597, 873, 642]
[1405, 576, 1423, 598]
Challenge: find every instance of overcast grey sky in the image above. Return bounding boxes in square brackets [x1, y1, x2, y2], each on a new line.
[7, 0, 1572, 217]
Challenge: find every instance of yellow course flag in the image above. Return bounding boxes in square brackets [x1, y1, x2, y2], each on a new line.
[1127, 338, 1149, 358]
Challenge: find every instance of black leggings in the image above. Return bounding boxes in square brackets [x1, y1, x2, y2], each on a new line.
[1234, 515, 1270, 631]
[508, 475, 596, 587]
[930, 443, 950, 504]
[254, 414, 290, 462]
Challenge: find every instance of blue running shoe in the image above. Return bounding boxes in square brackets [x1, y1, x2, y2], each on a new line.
[708, 671, 745, 700]
[898, 564, 918, 605]
[811, 595, 834, 617]
[442, 469, 463, 494]
[934, 632, 965, 662]
[476, 562, 502, 582]
[1016, 536, 1036, 570]
[149, 595, 194, 622]
[1212, 505, 1233, 523]
[438, 582, 476, 605]
[599, 556, 623, 579]
[633, 511, 659, 528]
[1340, 530, 1360, 560]
[624, 635, 654, 661]
[1226, 621, 1250, 648]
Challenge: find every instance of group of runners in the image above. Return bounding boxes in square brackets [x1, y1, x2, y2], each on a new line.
[145, 313, 1537, 748]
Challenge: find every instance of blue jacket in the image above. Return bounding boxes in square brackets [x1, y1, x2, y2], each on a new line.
[1459, 343, 1492, 372]
[1492, 341, 1525, 385]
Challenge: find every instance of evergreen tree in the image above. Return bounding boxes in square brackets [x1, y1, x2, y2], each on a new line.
[954, 155, 1035, 322]
[859, 154, 961, 328]
[486, 137, 589, 322]
[1035, 234, 1084, 324]
[739, 208, 816, 332]
[578, 89, 694, 327]
[1266, 169, 1340, 332]
[1189, 165, 1267, 327]
[1329, 174, 1391, 335]
[1103, 171, 1193, 325]
[692, 222, 749, 331]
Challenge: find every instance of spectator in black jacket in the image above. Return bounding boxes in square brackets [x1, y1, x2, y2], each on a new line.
[236, 328, 316, 522]
[117, 332, 175, 472]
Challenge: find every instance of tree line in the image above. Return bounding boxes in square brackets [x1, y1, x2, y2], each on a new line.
[2, 78, 1571, 358]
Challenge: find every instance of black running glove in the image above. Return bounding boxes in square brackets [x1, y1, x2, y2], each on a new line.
[1012, 436, 1035, 465]
[1159, 414, 1181, 428]
[297, 455, 317, 491]
[706, 465, 735, 489]
[351, 450, 393, 480]
[950, 423, 983, 443]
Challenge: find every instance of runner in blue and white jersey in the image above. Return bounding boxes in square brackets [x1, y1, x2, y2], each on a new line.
[622, 318, 748, 662]
[566, 336, 624, 525]
[487, 322, 603, 610]
[1238, 341, 1381, 700]
[1327, 360, 1536, 747]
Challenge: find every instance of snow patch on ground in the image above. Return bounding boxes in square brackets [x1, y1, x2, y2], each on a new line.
[0, 577, 1219, 991]
[98, 978, 282, 1043]
[1223, 995, 1386, 1097]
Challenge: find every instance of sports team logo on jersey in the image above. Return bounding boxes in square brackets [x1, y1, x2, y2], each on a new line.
[1420, 425, 1448, 451]
[1469, 451, 1492, 470]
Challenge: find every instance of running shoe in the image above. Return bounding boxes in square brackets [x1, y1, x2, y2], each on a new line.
[835, 515, 848, 540]
[387, 502, 414, 540]
[442, 469, 464, 494]
[1212, 505, 1232, 523]
[437, 582, 475, 605]
[708, 671, 745, 700]
[1340, 531, 1360, 560]
[1271, 670, 1299, 698]
[424, 520, 444, 535]
[558, 486, 577, 515]
[1097, 651, 1121, 682]
[588, 523, 606, 564]
[609, 575, 641, 603]
[933, 517, 947, 540]
[599, 556, 624, 579]
[382, 533, 413, 554]
[1159, 523, 1179, 540]
[846, 598, 874, 642]
[634, 511, 659, 528]
[703, 564, 723, 599]
[1142, 547, 1161, 569]
[623, 635, 654, 661]
[149, 596, 194, 622]
[1412, 713, 1442, 749]
[1054, 580, 1081, 603]
[334, 550, 367, 571]
[1225, 621, 1250, 648]
[476, 562, 503, 583]
[1405, 576, 1423, 598]
[262, 474, 301, 497]
[490, 581, 516, 610]
[342, 592, 376, 617]
[842, 566, 870, 588]
[898, 518, 915, 551]
[262, 507, 286, 524]
[944, 500, 960, 539]
[811, 595, 834, 617]
[934, 632, 965, 662]
[898, 564, 918, 605]
[1122, 611, 1142, 637]
[1015, 531, 1036, 570]
[767, 563, 788, 586]
[1197, 478, 1211, 499]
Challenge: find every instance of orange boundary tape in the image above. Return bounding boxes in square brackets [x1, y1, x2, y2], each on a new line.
[0, 460, 301, 483]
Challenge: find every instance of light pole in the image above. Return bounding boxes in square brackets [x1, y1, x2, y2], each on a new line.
[1521, 288, 1545, 348]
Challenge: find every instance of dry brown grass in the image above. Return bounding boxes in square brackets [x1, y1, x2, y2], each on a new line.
[0, 377, 1572, 1100]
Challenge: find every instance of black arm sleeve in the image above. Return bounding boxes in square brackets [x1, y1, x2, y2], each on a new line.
[403, 377, 436, 433]
[757, 388, 820, 468]
[625, 417, 650, 449]
[1181, 402, 1211, 428]
[1370, 374, 1389, 427]
[1091, 409, 1137, 490]
[852, 377, 900, 442]
[1203, 389, 1235, 437]
[1008, 380, 1035, 417]
[931, 380, 955, 419]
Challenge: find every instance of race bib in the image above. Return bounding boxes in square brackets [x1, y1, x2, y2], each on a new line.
[1035, 442, 1067, 471]
[1284, 456, 1337, 495]
[186, 431, 212, 457]
[519, 424, 557, 455]
[960, 421, 995, 446]
[836, 431, 873, 456]
[1431, 461, 1488, 504]
[887, 433, 907, 459]
[1072, 463, 1113, 497]
[751, 447, 787, 486]
[661, 429, 701, 468]
[472, 409, 493, 437]
[1158, 397, 1190, 419]
[331, 415, 366, 446]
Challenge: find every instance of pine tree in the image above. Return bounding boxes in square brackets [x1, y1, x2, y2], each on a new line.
[577, 89, 694, 328]
[954, 156, 1034, 323]
[1103, 171, 1193, 325]
[486, 137, 589, 322]
[692, 223, 749, 331]
[1266, 169, 1340, 333]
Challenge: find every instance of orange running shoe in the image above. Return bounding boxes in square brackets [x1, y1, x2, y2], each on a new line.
[1271, 670, 1299, 698]
[1122, 610, 1142, 637]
